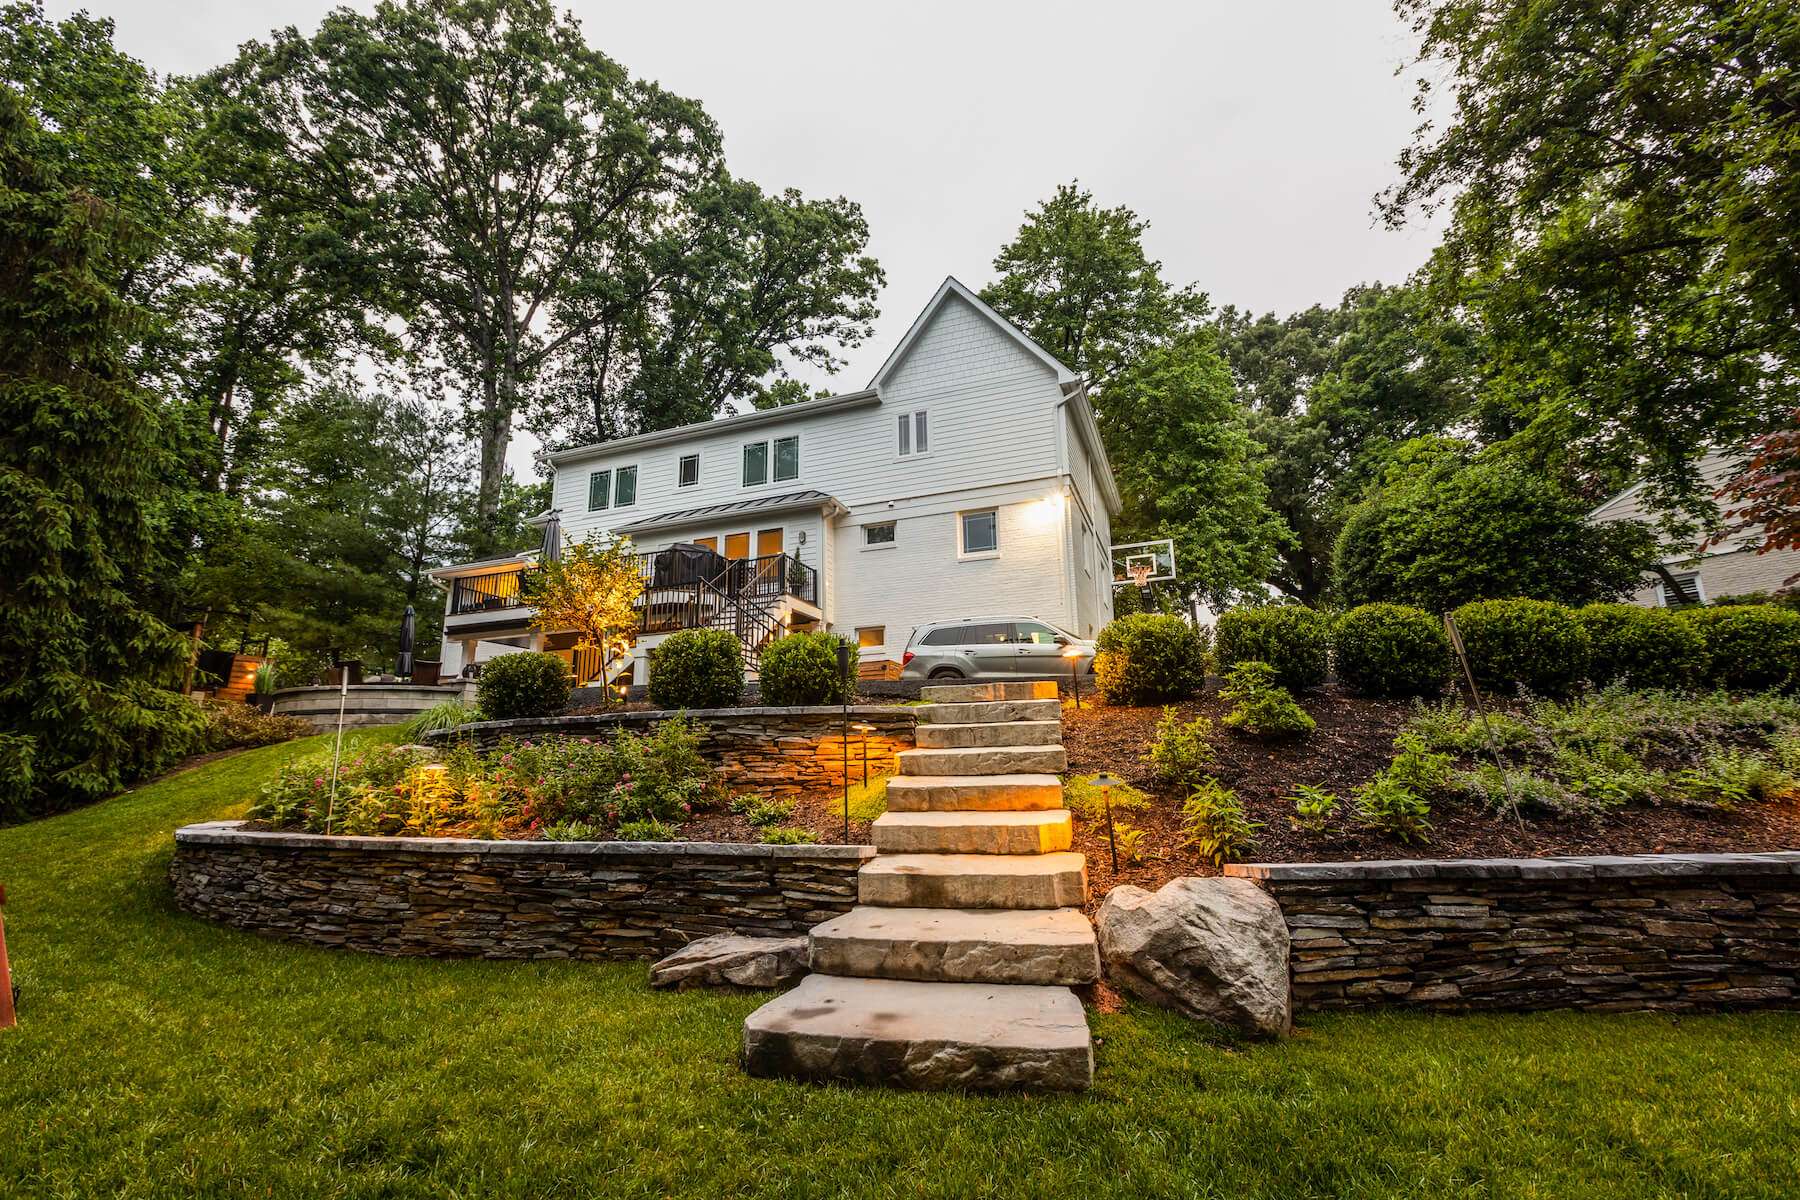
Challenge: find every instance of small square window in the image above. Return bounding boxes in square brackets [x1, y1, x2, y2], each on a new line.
[773, 435, 799, 482]
[588, 469, 611, 511]
[614, 465, 637, 507]
[961, 509, 998, 555]
[856, 625, 885, 649]
[1660, 571, 1704, 607]
[742, 442, 768, 487]
[678, 454, 699, 487]
[864, 521, 896, 547]
[897, 411, 929, 456]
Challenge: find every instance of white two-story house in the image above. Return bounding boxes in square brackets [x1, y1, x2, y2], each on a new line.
[429, 277, 1121, 685]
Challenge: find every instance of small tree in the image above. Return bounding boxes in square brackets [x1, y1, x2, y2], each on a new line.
[521, 536, 645, 675]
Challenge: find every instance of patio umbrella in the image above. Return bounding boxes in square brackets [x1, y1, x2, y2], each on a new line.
[397, 604, 416, 678]
[541, 509, 563, 563]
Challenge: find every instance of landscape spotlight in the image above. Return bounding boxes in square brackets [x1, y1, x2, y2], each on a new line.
[1062, 644, 1085, 709]
[850, 721, 876, 788]
[1088, 771, 1124, 873]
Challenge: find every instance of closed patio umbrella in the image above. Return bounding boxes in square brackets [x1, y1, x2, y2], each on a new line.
[541, 509, 562, 562]
[397, 604, 416, 678]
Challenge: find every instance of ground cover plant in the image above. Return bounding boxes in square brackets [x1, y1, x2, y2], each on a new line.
[4, 733, 1800, 1198]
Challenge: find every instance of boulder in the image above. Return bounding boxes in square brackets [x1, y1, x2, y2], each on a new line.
[649, 935, 808, 990]
[1097, 876, 1291, 1037]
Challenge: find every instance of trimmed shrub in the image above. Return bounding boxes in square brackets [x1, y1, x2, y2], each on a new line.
[1333, 603, 1451, 697]
[758, 631, 857, 706]
[648, 629, 745, 709]
[1449, 599, 1591, 697]
[1575, 603, 1706, 690]
[1214, 606, 1329, 690]
[1092, 613, 1210, 705]
[1679, 604, 1800, 692]
[476, 651, 573, 719]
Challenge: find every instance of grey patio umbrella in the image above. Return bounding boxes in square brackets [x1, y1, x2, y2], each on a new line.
[540, 509, 563, 562]
[396, 604, 416, 678]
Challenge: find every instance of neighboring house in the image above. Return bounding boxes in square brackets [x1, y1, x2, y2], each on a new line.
[1589, 448, 1800, 607]
[428, 277, 1121, 685]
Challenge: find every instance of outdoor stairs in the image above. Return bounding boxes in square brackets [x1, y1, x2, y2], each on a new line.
[742, 681, 1098, 1092]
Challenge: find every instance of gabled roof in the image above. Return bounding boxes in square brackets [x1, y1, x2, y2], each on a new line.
[868, 276, 1077, 390]
[611, 489, 846, 535]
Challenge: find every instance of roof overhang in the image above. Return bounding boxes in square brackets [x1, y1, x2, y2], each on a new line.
[1061, 380, 1123, 517]
[611, 489, 848, 537]
[543, 390, 882, 467]
[427, 552, 533, 583]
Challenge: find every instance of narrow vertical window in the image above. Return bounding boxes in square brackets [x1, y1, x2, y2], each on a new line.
[913, 410, 928, 453]
[897, 413, 911, 456]
[678, 454, 699, 487]
[588, 469, 612, 511]
[614, 465, 637, 507]
[742, 442, 768, 486]
[773, 435, 799, 482]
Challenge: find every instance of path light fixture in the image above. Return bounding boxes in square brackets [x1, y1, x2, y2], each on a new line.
[1062, 643, 1085, 709]
[850, 722, 876, 788]
[1089, 772, 1123, 874]
[836, 641, 853, 842]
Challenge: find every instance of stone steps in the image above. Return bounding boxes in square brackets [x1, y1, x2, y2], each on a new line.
[808, 906, 1099, 986]
[859, 852, 1088, 909]
[920, 681, 1060, 704]
[872, 810, 1072, 855]
[918, 699, 1062, 725]
[898, 744, 1068, 777]
[913, 720, 1063, 750]
[884, 774, 1065, 812]
[741, 974, 1093, 1091]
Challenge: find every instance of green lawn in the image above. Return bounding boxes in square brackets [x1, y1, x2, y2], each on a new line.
[2, 734, 1797, 1199]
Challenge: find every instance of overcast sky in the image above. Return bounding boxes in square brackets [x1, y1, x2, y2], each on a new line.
[58, 0, 1445, 471]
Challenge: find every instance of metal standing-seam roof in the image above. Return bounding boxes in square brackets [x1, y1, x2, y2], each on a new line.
[610, 489, 847, 535]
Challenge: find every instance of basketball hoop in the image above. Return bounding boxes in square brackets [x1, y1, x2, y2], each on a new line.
[1127, 561, 1153, 590]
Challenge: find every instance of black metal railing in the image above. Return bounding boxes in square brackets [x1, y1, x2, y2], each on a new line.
[449, 569, 526, 615]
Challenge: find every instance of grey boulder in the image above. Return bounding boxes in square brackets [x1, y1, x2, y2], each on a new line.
[1097, 876, 1291, 1037]
[649, 935, 808, 990]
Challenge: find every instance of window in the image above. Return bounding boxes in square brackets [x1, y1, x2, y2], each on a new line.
[678, 454, 699, 487]
[742, 442, 768, 486]
[773, 435, 799, 482]
[1015, 620, 1064, 646]
[1660, 570, 1704, 607]
[960, 509, 998, 555]
[864, 521, 896, 548]
[588, 469, 612, 511]
[960, 622, 1012, 645]
[588, 466, 636, 509]
[897, 410, 929, 456]
[856, 626, 885, 649]
[613, 465, 637, 507]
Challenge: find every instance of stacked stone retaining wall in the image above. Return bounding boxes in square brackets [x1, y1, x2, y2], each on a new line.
[271, 683, 475, 730]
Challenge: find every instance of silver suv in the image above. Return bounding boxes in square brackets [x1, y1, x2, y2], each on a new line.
[900, 616, 1097, 682]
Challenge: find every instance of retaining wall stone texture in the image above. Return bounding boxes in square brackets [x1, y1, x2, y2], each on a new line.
[424, 707, 915, 800]
[1227, 853, 1800, 1013]
[171, 822, 874, 960]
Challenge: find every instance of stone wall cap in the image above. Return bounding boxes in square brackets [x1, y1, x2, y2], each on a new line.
[174, 820, 877, 863]
[423, 705, 914, 742]
[1227, 850, 1800, 883]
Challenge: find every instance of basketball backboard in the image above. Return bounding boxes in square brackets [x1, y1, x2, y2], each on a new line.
[1110, 538, 1177, 587]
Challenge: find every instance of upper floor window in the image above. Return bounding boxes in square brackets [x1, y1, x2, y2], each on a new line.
[742, 442, 768, 486]
[587, 465, 637, 511]
[960, 509, 998, 556]
[897, 410, 929, 456]
[677, 453, 699, 488]
[774, 435, 800, 482]
[744, 436, 800, 486]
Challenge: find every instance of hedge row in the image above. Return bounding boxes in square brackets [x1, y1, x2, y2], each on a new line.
[1091, 599, 1800, 705]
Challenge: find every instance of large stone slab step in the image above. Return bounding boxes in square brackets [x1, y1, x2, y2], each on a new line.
[898, 744, 1067, 777]
[913, 720, 1063, 750]
[872, 810, 1072, 855]
[884, 774, 1065, 812]
[741, 974, 1093, 1091]
[919, 681, 1060, 704]
[809, 906, 1099, 985]
[918, 699, 1062, 725]
[859, 852, 1088, 909]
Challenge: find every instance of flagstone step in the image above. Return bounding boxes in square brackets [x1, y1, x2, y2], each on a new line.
[898, 744, 1067, 777]
[872, 810, 1072, 855]
[741, 974, 1093, 1091]
[883, 774, 1065, 812]
[919, 681, 1060, 704]
[917, 699, 1062, 725]
[859, 852, 1088, 909]
[809, 906, 1100, 986]
[913, 720, 1063, 750]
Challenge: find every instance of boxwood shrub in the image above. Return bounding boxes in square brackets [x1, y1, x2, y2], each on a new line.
[1093, 613, 1210, 705]
[1575, 603, 1706, 691]
[476, 651, 573, 719]
[758, 631, 857, 706]
[1679, 604, 1800, 691]
[1214, 605, 1329, 690]
[1333, 603, 1450, 697]
[1449, 599, 1591, 697]
[648, 629, 744, 709]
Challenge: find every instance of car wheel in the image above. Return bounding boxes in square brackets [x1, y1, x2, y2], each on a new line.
[928, 666, 966, 681]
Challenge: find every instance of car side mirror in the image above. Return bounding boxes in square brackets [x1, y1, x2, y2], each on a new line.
[1053, 635, 1069, 646]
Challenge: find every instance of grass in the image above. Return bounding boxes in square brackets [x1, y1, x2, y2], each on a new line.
[2, 734, 1798, 1198]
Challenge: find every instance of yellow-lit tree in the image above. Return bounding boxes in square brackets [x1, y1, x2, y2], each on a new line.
[520, 536, 645, 679]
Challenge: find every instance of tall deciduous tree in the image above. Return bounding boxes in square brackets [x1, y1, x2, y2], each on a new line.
[0, 91, 200, 820]
[1383, 0, 1799, 520]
